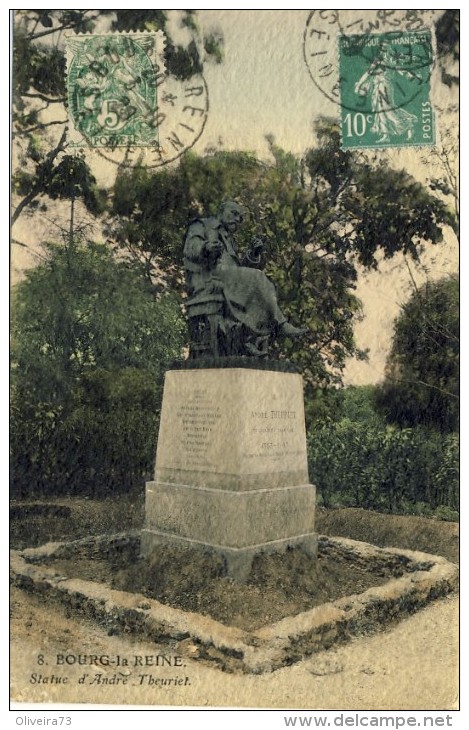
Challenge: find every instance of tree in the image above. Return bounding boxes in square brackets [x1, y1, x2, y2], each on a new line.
[422, 124, 459, 239]
[10, 240, 187, 496]
[109, 120, 455, 390]
[11, 239, 186, 402]
[435, 10, 459, 88]
[375, 276, 459, 432]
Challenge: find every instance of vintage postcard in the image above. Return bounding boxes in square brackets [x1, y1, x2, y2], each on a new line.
[10, 8, 459, 718]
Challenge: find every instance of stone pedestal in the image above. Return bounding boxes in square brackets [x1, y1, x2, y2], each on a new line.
[142, 366, 317, 580]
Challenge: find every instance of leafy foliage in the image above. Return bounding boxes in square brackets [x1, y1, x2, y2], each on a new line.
[12, 11, 100, 223]
[435, 10, 460, 87]
[109, 151, 263, 290]
[312, 385, 384, 426]
[375, 276, 459, 432]
[11, 240, 185, 400]
[10, 371, 161, 497]
[308, 386, 459, 515]
[10, 241, 187, 497]
[303, 120, 456, 266]
[109, 121, 454, 391]
[309, 420, 459, 515]
[111, 9, 223, 79]
[11, 12, 459, 504]
[422, 124, 459, 239]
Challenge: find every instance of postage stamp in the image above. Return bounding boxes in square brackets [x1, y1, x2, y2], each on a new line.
[66, 32, 166, 149]
[339, 30, 435, 149]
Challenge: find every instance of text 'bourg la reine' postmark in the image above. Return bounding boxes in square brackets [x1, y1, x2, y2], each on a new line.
[303, 10, 437, 150]
[66, 31, 208, 167]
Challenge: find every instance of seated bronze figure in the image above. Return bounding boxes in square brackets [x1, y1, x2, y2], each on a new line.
[183, 201, 306, 358]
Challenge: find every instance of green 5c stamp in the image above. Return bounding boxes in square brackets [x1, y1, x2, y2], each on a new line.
[66, 32, 165, 148]
[339, 30, 435, 149]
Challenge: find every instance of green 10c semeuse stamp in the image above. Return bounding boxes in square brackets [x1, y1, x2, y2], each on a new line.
[66, 32, 165, 149]
[339, 29, 435, 149]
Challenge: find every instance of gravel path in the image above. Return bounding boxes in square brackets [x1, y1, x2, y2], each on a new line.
[10, 586, 458, 710]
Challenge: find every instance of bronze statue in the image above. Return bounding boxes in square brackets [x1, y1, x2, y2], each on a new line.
[184, 201, 306, 358]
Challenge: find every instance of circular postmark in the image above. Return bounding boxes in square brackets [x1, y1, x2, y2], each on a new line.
[303, 9, 437, 112]
[93, 73, 209, 168]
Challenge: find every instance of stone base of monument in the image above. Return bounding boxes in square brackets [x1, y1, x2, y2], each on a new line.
[10, 533, 458, 675]
[141, 365, 317, 580]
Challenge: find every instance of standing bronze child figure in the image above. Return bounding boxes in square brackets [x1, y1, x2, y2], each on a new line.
[184, 201, 307, 358]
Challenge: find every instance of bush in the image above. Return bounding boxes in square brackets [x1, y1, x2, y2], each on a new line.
[308, 419, 459, 516]
[375, 275, 459, 433]
[10, 241, 187, 498]
[10, 368, 162, 498]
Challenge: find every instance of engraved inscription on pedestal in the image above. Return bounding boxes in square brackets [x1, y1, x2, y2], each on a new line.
[245, 408, 301, 463]
[155, 368, 310, 490]
[177, 388, 221, 468]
